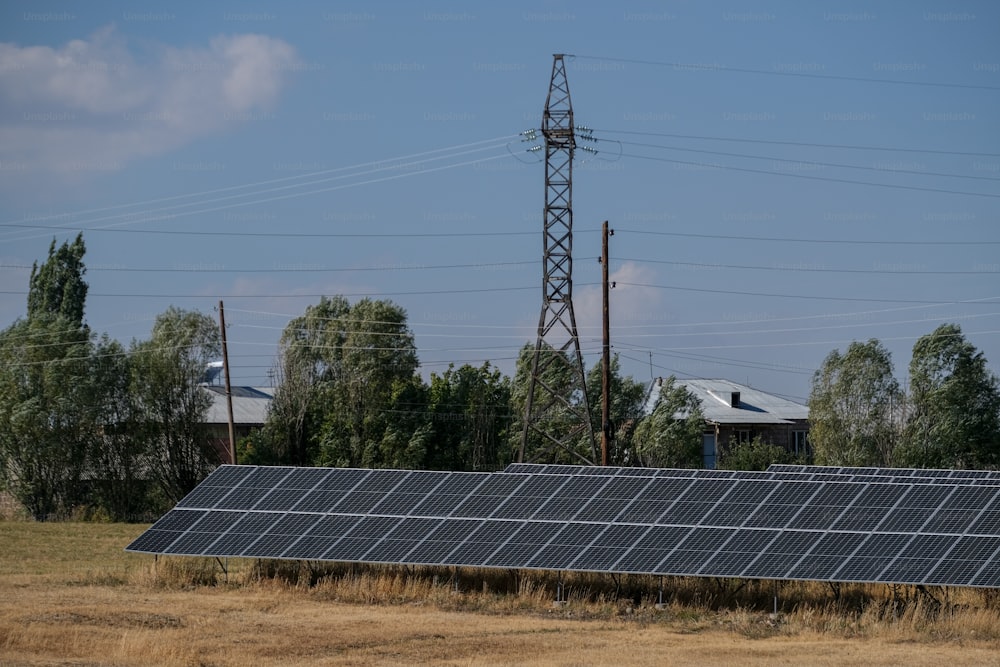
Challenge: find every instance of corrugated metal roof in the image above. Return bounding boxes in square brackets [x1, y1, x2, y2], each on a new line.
[202, 386, 273, 425]
[646, 378, 808, 425]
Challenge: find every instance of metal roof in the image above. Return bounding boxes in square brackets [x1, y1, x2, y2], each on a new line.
[647, 379, 808, 425]
[201, 386, 273, 425]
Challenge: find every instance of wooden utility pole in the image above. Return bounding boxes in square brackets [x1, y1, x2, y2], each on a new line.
[601, 221, 612, 466]
[218, 300, 237, 465]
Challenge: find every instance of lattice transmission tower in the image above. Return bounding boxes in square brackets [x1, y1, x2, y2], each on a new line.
[518, 54, 597, 464]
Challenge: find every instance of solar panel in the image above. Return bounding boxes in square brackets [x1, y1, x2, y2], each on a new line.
[506, 462, 1000, 486]
[127, 465, 1000, 589]
[767, 463, 1000, 484]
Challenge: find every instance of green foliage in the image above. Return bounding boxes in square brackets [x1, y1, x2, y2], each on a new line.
[0, 314, 94, 520]
[719, 435, 801, 471]
[425, 362, 512, 471]
[509, 342, 596, 464]
[27, 233, 88, 326]
[899, 324, 1000, 468]
[808, 339, 902, 466]
[87, 334, 152, 521]
[259, 296, 422, 469]
[583, 354, 648, 464]
[631, 376, 704, 468]
[130, 307, 219, 504]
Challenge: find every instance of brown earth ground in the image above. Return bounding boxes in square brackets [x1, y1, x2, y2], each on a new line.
[1, 522, 999, 667]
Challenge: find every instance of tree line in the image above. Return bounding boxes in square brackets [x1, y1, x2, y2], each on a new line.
[1, 236, 997, 521]
[807, 328, 1000, 469]
[0, 235, 225, 520]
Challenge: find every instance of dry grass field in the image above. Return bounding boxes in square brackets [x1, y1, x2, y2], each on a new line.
[2, 521, 1000, 666]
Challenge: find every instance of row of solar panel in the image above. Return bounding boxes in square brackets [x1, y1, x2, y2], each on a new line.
[125, 465, 1000, 588]
[504, 463, 1000, 485]
[768, 464, 1000, 480]
[170, 466, 1000, 535]
[127, 507, 1000, 587]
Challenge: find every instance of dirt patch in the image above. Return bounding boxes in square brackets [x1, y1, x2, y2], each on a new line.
[23, 610, 184, 629]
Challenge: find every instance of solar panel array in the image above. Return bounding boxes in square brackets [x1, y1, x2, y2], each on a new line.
[505, 462, 1000, 486]
[767, 463, 1000, 483]
[126, 464, 1000, 588]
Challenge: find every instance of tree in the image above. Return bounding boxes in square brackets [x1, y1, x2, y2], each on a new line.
[808, 340, 902, 466]
[315, 297, 419, 468]
[631, 376, 704, 468]
[900, 324, 1000, 468]
[0, 315, 94, 520]
[131, 307, 220, 505]
[583, 354, 647, 465]
[244, 342, 327, 467]
[0, 234, 95, 520]
[262, 296, 420, 469]
[88, 335, 150, 521]
[425, 362, 512, 471]
[509, 342, 594, 464]
[719, 435, 800, 471]
[377, 376, 433, 469]
[28, 233, 88, 326]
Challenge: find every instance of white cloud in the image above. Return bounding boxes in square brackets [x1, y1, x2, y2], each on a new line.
[0, 26, 299, 176]
[574, 261, 665, 340]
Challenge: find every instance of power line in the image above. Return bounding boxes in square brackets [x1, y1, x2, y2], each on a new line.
[639, 329, 1000, 352]
[227, 309, 999, 342]
[226, 303, 960, 331]
[0, 259, 546, 274]
[611, 311, 1000, 340]
[612, 296, 1000, 329]
[617, 352, 697, 382]
[606, 138, 1000, 183]
[571, 54, 1000, 92]
[0, 285, 544, 299]
[617, 257, 1000, 275]
[616, 348, 812, 377]
[590, 128, 1000, 158]
[614, 229, 1000, 246]
[240, 324, 529, 340]
[0, 151, 518, 243]
[618, 151, 1000, 199]
[225, 308, 550, 329]
[4, 282, 996, 307]
[0, 134, 520, 228]
[616, 281, 1000, 305]
[15, 223, 990, 246]
[0, 226, 557, 239]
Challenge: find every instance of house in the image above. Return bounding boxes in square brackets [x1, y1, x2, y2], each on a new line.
[201, 385, 274, 463]
[647, 378, 810, 468]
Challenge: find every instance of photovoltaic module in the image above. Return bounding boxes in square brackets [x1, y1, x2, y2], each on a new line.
[126, 464, 1000, 588]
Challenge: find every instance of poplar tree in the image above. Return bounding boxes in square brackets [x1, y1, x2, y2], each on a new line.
[808, 340, 902, 466]
[901, 323, 1000, 468]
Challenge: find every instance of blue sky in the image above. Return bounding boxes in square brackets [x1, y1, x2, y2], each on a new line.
[0, 0, 997, 403]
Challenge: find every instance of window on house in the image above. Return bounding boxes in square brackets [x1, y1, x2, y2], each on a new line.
[736, 430, 751, 445]
[792, 430, 811, 458]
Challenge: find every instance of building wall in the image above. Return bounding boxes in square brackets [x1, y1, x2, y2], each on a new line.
[713, 419, 811, 461]
[205, 423, 260, 464]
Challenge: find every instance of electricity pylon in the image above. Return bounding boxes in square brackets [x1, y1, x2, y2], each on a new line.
[518, 54, 597, 464]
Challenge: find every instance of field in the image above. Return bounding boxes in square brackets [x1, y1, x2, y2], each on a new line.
[2, 522, 1000, 666]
